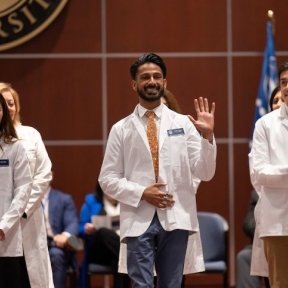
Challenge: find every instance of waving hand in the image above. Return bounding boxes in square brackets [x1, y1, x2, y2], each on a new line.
[188, 97, 215, 142]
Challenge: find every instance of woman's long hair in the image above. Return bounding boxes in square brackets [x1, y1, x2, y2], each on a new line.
[0, 82, 21, 124]
[0, 93, 18, 149]
[269, 85, 281, 111]
[162, 89, 182, 113]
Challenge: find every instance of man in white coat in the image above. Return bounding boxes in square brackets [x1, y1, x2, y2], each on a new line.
[99, 53, 217, 288]
[249, 61, 288, 287]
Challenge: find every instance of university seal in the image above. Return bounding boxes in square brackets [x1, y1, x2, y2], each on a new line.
[0, 0, 69, 51]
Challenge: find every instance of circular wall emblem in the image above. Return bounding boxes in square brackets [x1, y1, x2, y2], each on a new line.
[0, 0, 69, 52]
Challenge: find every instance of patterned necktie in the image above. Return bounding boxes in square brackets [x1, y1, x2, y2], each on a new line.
[145, 111, 159, 182]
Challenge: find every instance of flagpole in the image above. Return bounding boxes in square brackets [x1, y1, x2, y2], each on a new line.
[250, 10, 278, 141]
[267, 10, 275, 35]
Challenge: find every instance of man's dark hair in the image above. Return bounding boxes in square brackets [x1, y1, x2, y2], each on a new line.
[130, 53, 167, 80]
[278, 61, 288, 79]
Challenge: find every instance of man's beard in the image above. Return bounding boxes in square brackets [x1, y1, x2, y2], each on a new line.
[137, 84, 164, 102]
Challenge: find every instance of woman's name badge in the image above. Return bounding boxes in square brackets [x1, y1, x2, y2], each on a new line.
[167, 128, 184, 136]
[0, 159, 9, 166]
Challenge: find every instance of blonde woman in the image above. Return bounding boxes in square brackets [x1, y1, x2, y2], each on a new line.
[0, 93, 32, 287]
[0, 83, 54, 288]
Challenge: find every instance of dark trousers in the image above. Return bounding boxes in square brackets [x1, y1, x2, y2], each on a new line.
[264, 277, 271, 288]
[126, 213, 189, 288]
[48, 237, 76, 288]
[0, 256, 30, 288]
[85, 228, 130, 288]
[86, 227, 120, 268]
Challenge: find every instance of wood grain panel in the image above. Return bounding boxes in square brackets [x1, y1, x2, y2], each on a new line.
[107, 0, 227, 52]
[233, 57, 262, 138]
[47, 146, 104, 212]
[233, 0, 288, 51]
[0, 59, 102, 139]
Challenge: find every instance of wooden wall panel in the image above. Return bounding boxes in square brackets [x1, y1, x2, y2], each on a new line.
[46, 146, 103, 211]
[106, 0, 227, 52]
[233, 57, 262, 138]
[0, 59, 102, 139]
[107, 58, 137, 129]
[233, 0, 288, 51]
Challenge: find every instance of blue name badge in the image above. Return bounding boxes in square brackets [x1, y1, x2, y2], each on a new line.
[167, 128, 185, 136]
[0, 159, 9, 167]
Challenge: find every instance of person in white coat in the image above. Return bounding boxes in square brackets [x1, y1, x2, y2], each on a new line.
[249, 62, 288, 287]
[99, 53, 217, 288]
[0, 93, 32, 287]
[0, 83, 54, 288]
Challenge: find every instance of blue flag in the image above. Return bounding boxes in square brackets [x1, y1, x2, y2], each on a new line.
[253, 20, 278, 125]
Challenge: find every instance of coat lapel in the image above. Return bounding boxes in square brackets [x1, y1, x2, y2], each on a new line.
[280, 104, 288, 129]
[159, 106, 174, 151]
[131, 108, 151, 152]
[282, 118, 288, 129]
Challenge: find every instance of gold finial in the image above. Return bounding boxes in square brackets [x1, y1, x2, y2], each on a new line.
[267, 10, 275, 35]
[267, 10, 274, 19]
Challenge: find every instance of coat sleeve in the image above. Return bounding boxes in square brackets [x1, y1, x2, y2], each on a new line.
[79, 195, 102, 237]
[24, 129, 52, 218]
[99, 124, 146, 208]
[250, 120, 288, 189]
[185, 119, 217, 181]
[62, 194, 79, 235]
[79, 201, 90, 237]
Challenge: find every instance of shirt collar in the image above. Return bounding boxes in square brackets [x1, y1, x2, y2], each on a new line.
[137, 103, 164, 119]
[279, 103, 288, 118]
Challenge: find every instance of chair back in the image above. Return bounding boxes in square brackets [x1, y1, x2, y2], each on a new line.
[197, 211, 228, 262]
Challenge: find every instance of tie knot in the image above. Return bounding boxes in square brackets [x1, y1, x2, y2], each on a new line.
[145, 111, 156, 119]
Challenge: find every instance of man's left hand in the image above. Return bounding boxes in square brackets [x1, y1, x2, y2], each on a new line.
[188, 97, 215, 142]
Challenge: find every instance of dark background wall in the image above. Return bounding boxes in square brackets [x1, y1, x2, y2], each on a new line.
[1, 0, 288, 286]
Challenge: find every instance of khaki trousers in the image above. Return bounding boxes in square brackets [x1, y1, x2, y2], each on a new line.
[263, 236, 288, 288]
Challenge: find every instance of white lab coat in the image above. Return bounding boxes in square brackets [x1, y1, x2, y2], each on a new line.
[249, 104, 288, 277]
[99, 104, 217, 274]
[17, 125, 54, 288]
[0, 139, 32, 256]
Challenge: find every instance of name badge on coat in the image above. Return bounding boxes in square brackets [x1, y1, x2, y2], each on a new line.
[167, 128, 185, 136]
[0, 159, 9, 167]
